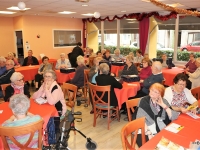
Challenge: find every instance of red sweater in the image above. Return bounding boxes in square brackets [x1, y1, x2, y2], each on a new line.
[139, 66, 152, 80]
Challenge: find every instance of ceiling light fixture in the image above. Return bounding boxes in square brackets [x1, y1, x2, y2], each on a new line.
[0, 11, 16, 14]
[94, 12, 100, 18]
[75, 0, 90, 2]
[121, 10, 126, 12]
[82, 13, 94, 16]
[18, 2, 26, 10]
[82, 4, 88, 6]
[128, 22, 136, 23]
[7, 6, 30, 11]
[126, 19, 136, 21]
[58, 11, 76, 14]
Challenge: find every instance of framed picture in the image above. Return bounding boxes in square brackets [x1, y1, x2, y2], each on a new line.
[53, 30, 82, 47]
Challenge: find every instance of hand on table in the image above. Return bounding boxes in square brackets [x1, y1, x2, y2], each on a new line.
[180, 107, 189, 113]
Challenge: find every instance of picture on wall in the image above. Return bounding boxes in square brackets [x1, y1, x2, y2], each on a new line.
[53, 30, 82, 47]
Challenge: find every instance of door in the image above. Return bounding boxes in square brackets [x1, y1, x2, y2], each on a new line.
[15, 31, 24, 64]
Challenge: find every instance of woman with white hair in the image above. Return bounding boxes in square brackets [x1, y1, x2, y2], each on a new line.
[4, 72, 30, 102]
[121, 55, 138, 76]
[96, 63, 122, 107]
[33, 70, 66, 116]
[2, 94, 41, 149]
[0, 56, 6, 76]
[70, 55, 88, 89]
[7, 52, 20, 68]
[112, 49, 124, 61]
[186, 57, 200, 88]
[55, 53, 71, 70]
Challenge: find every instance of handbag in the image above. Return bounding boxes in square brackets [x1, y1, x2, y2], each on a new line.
[60, 68, 75, 74]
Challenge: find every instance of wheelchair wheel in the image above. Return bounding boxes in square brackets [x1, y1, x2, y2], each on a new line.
[85, 140, 97, 150]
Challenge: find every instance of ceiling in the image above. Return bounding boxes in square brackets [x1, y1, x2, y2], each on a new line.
[0, 0, 200, 18]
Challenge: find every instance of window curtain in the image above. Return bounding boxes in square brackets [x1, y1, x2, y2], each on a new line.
[139, 18, 150, 55]
[83, 20, 87, 48]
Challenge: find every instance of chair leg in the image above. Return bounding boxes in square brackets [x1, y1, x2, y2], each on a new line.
[93, 110, 96, 127]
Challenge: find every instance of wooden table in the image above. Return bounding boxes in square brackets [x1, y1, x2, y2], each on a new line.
[15, 65, 39, 81]
[55, 70, 75, 84]
[162, 67, 184, 86]
[0, 99, 58, 149]
[139, 113, 200, 149]
[114, 82, 140, 110]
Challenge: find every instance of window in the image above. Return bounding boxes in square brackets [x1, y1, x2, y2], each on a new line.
[53, 30, 82, 47]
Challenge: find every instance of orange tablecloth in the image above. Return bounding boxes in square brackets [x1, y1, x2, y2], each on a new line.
[114, 82, 140, 110]
[111, 65, 124, 77]
[139, 113, 200, 149]
[0, 99, 58, 149]
[15, 65, 39, 81]
[55, 70, 75, 84]
[162, 67, 184, 86]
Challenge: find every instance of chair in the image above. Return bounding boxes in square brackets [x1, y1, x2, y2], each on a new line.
[62, 83, 77, 108]
[0, 119, 44, 150]
[126, 98, 140, 122]
[1, 84, 10, 98]
[83, 69, 90, 105]
[88, 83, 120, 130]
[121, 117, 146, 150]
[191, 86, 200, 100]
[162, 78, 166, 85]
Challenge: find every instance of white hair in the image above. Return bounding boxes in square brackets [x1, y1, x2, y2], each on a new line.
[0, 56, 6, 62]
[153, 61, 162, 71]
[77, 55, 85, 65]
[60, 53, 65, 57]
[99, 63, 110, 75]
[10, 72, 24, 83]
[6, 60, 15, 66]
[114, 49, 120, 54]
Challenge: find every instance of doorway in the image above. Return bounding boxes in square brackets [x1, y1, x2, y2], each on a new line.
[15, 31, 24, 65]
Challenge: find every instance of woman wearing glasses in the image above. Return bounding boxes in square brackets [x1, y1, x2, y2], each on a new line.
[32, 70, 66, 116]
[4, 72, 30, 102]
[164, 73, 198, 114]
[139, 58, 152, 80]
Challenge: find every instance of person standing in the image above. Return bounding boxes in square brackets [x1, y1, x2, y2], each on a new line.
[0, 56, 6, 76]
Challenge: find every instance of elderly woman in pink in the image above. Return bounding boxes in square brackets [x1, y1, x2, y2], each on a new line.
[7, 52, 20, 68]
[32, 70, 66, 116]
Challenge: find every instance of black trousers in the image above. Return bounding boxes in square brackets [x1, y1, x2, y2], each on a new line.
[35, 74, 43, 88]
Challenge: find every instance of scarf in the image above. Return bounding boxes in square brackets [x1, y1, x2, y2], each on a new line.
[11, 83, 24, 95]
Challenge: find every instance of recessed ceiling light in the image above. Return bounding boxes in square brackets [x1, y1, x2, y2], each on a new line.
[126, 19, 136, 21]
[58, 11, 76, 14]
[82, 4, 88, 6]
[81, 13, 94, 16]
[141, 0, 150, 2]
[0, 11, 16, 14]
[167, 3, 183, 7]
[121, 10, 126, 12]
[7, 6, 30, 10]
[128, 22, 136, 23]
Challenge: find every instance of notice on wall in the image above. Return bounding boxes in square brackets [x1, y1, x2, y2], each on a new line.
[25, 43, 30, 51]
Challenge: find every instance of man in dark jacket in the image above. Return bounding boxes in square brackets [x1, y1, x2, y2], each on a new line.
[68, 42, 84, 68]
[22, 50, 39, 66]
[0, 60, 15, 98]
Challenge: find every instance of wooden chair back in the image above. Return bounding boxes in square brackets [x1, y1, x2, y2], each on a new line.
[121, 117, 146, 150]
[1, 84, 10, 97]
[88, 83, 120, 130]
[62, 83, 77, 108]
[83, 69, 90, 105]
[0, 119, 44, 150]
[191, 86, 200, 100]
[126, 98, 140, 122]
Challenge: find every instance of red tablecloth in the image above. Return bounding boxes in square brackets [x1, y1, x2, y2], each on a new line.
[15, 65, 39, 81]
[38, 59, 57, 67]
[55, 70, 75, 84]
[111, 65, 124, 77]
[139, 113, 200, 149]
[162, 67, 184, 86]
[0, 99, 58, 149]
[114, 82, 140, 110]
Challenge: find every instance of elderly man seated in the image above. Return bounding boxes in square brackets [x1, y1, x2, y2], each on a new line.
[112, 49, 124, 61]
[134, 61, 164, 98]
[0, 56, 6, 76]
[0, 60, 15, 98]
[55, 53, 71, 70]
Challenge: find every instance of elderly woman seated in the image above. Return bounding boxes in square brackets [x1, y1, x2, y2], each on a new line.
[139, 58, 152, 80]
[136, 83, 179, 147]
[134, 50, 144, 63]
[161, 54, 175, 68]
[96, 63, 122, 107]
[112, 49, 124, 61]
[70, 55, 87, 90]
[55, 53, 71, 70]
[35, 56, 52, 90]
[184, 53, 197, 73]
[121, 55, 138, 76]
[164, 73, 198, 114]
[7, 52, 20, 68]
[2, 94, 41, 149]
[4, 72, 30, 102]
[186, 57, 200, 89]
[33, 69, 66, 116]
[102, 50, 112, 61]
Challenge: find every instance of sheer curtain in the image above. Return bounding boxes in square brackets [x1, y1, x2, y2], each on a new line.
[139, 18, 150, 55]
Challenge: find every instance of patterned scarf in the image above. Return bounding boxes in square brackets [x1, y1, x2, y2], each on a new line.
[11, 83, 24, 95]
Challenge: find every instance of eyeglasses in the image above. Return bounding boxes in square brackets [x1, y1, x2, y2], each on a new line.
[177, 83, 186, 87]
[150, 89, 160, 95]
[44, 76, 52, 78]
[17, 78, 24, 82]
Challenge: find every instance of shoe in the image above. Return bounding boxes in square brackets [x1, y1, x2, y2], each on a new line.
[90, 110, 94, 114]
[120, 110, 127, 115]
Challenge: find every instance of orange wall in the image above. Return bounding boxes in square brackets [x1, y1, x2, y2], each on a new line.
[22, 16, 83, 60]
[0, 17, 15, 57]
